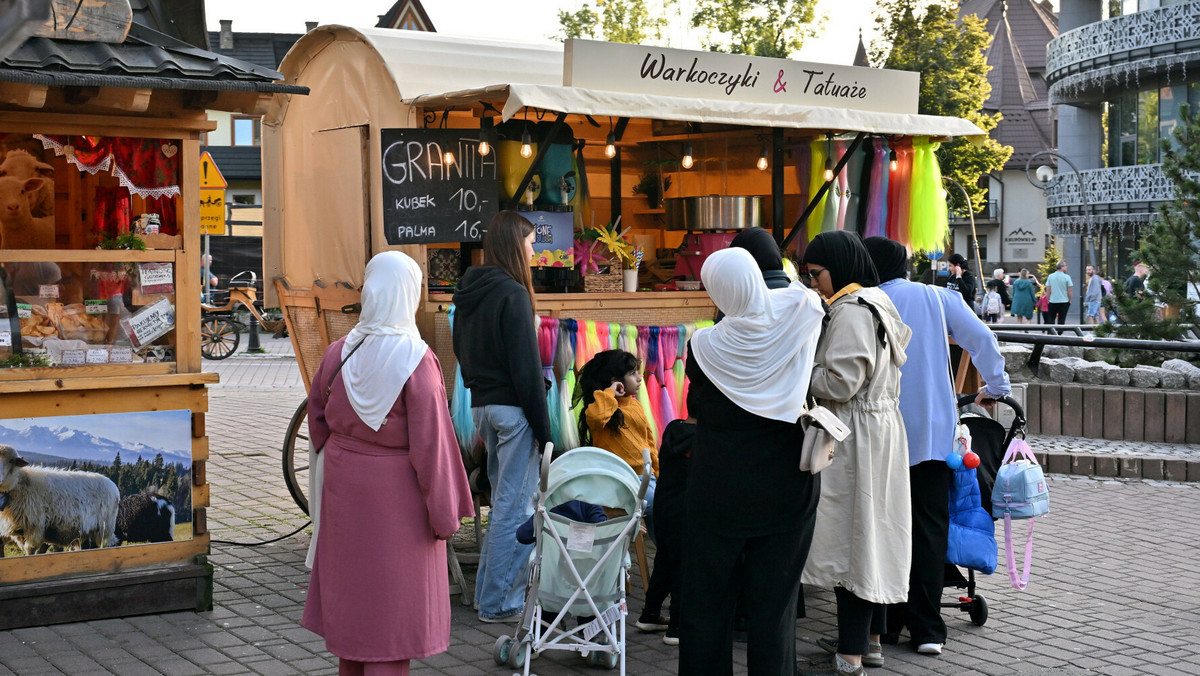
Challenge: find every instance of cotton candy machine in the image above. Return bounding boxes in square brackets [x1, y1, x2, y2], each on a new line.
[667, 196, 762, 283]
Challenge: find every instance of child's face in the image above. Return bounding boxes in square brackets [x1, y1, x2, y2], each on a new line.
[616, 369, 642, 397]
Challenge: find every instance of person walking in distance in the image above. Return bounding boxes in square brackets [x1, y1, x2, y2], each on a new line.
[944, 254, 976, 311]
[1045, 260, 1073, 326]
[1084, 265, 1103, 325]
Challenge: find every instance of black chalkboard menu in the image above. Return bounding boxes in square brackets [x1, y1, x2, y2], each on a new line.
[380, 128, 499, 244]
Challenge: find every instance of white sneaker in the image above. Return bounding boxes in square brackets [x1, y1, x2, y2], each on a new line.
[916, 642, 943, 655]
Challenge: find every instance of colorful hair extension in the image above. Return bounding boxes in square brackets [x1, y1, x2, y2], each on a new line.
[446, 307, 478, 454]
[863, 138, 890, 239]
[844, 140, 867, 234]
[835, 138, 849, 231]
[806, 138, 829, 243]
[908, 136, 948, 253]
[608, 323, 621, 350]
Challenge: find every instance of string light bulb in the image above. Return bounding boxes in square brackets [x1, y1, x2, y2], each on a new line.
[823, 157, 834, 182]
[889, 148, 898, 172]
[681, 142, 694, 169]
[757, 145, 769, 171]
[520, 128, 533, 159]
[477, 139, 490, 157]
[443, 149, 455, 166]
[605, 132, 617, 159]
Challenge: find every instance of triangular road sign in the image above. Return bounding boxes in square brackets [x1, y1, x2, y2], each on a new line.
[199, 151, 228, 189]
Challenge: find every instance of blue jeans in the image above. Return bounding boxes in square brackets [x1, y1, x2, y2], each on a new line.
[473, 405, 540, 619]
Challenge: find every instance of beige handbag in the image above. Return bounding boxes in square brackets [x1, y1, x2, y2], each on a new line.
[799, 400, 849, 473]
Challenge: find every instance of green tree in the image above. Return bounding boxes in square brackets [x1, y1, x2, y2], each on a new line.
[558, 0, 673, 44]
[1100, 103, 1200, 354]
[690, 0, 818, 57]
[873, 0, 1012, 211]
[1036, 245, 1060, 285]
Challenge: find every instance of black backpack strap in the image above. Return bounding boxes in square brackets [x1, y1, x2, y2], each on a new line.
[325, 337, 368, 398]
[855, 297, 888, 348]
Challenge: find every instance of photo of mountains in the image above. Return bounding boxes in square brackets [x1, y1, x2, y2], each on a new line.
[0, 410, 191, 466]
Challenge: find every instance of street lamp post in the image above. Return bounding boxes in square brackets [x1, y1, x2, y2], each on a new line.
[1025, 150, 1094, 323]
[942, 176, 984, 306]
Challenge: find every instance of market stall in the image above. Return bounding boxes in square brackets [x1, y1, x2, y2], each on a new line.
[0, 9, 305, 629]
[264, 28, 985, 402]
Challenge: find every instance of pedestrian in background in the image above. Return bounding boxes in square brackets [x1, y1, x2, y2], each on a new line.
[452, 211, 552, 624]
[944, 253, 976, 312]
[303, 251, 474, 676]
[1084, 265, 1103, 325]
[1010, 269, 1038, 324]
[1045, 260, 1073, 325]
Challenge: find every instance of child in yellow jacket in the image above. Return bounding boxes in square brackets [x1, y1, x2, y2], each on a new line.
[576, 349, 659, 478]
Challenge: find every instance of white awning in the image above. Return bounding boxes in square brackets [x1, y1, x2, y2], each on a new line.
[411, 82, 988, 140]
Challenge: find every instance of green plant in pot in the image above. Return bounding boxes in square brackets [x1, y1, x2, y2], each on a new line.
[632, 171, 671, 209]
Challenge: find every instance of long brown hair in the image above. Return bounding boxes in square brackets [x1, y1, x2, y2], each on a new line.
[483, 210, 536, 310]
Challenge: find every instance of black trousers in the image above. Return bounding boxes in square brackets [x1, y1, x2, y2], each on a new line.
[835, 587, 886, 655]
[679, 520, 812, 676]
[643, 513, 682, 627]
[1048, 301, 1070, 325]
[886, 460, 952, 645]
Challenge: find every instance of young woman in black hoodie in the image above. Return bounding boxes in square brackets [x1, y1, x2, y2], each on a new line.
[452, 211, 551, 623]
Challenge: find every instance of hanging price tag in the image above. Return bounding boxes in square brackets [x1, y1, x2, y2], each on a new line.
[16, 303, 31, 319]
[85, 300, 108, 315]
[38, 284, 59, 298]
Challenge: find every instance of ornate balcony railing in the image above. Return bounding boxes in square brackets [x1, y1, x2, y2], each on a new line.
[1044, 164, 1174, 234]
[1047, 3, 1200, 103]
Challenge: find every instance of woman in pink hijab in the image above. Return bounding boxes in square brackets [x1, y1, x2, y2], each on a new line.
[302, 251, 474, 675]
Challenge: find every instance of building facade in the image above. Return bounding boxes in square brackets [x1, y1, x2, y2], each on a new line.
[1047, 0, 1197, 315]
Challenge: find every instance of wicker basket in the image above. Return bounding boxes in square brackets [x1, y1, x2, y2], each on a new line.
[583, 262, 623, 293]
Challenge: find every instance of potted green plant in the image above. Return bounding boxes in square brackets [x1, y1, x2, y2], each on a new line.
[632, 171, 671, 209]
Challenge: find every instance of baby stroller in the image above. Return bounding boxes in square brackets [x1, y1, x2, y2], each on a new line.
[942, 393, 1027, 626]
[492, 446, 651, 674]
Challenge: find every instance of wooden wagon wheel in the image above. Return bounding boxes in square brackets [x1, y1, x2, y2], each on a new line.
[282, 398, 311, 515]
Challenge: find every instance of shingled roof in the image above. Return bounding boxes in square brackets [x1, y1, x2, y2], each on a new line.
[961, 0, 1058, 170]
[0, 8, 306, 95]
[206, 31, 303, 71]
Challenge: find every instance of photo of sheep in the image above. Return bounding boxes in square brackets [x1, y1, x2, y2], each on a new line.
[0, 409, 192, 557]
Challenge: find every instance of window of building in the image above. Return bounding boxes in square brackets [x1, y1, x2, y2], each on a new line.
[231, 194, 256, 205]
[1110, 92, 1138, 167]
[1137, 89, 1159, 164]
[969, 235, 988, 262]
[231, 116, 261, 146]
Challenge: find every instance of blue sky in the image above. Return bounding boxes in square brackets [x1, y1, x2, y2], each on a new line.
[0, 409, 192, 457]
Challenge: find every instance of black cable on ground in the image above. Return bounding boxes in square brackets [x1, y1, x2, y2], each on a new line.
[211, 520, 311, 547]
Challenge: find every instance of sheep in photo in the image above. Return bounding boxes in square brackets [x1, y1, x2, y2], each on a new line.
[115, 493, 175, 544]
[0, 176, 55, 249]
[0, 149, 55, 217]
[0, 445, 120, 556]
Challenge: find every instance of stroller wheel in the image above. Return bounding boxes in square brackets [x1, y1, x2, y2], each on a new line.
[505, 639, 528, 669]
[587, 651, 619, 670]
[969, 594, 989, 626]
[493, 636, 513, 666]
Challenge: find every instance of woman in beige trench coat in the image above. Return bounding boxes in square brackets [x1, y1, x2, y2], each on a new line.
[798, 231, 913, 676]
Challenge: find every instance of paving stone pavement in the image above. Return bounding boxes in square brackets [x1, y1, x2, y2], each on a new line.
[0, 350, 1198, 675]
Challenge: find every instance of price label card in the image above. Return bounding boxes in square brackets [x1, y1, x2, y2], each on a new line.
[61, 349, 86, 366]
[85, 348, 109, 364]
[108, 347, 133, 363]
[137, 263, 175, 294]
[38, 284, 59, 298]
[85, 300, 108, 315]
[566, 522, 597, 553]
[120, 297, 174, 348]
[0, 331, 10, 347]
[16, 303, 31, 319]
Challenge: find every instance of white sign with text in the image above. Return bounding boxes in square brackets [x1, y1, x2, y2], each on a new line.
[564, 39, 919, 115]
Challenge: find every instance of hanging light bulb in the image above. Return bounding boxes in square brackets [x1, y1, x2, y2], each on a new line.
[443, 149, 455, 166]
[757, 145, 769, 171]
[681, 142, 694, 169]
[477, 139, 490, 157]
[823, 157, 834, 182]
[889, 148, 898, 172]
[605, 132, 617, 159]
[520, 128, 533, 159]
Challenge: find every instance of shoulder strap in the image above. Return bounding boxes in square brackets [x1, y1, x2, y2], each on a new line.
[325, 337, 368, 398]
[1005, 514, 1035, 590]
[855, 297, 888, 348]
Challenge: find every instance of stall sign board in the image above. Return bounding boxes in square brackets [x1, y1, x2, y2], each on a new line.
[121, 297, 174, 348]
[564, 39, 919, 115]
[380, 128, 499, 245]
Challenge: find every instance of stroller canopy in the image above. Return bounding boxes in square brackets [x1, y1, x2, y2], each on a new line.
[546, 447, 642, 515]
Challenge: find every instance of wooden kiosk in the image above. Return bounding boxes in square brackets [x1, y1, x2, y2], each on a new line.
[264, 28, 985, 386]
[0, 10, 306, 629]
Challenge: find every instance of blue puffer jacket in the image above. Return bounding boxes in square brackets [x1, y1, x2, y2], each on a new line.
[946, 465, 997, 574]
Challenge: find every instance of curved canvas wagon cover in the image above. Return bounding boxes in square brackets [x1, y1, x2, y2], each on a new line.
[262, 27, 986, 304]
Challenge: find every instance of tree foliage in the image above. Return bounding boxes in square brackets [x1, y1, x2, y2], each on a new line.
[558, 0, 673, 44]
[690, 0, 819, 57]
[1099, 103, 1200, 353]
[873, 0, 1012, 211]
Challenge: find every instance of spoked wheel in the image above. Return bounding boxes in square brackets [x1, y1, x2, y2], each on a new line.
[282, 399, 311, 515]
[969, 594, 988, 626]
[200, 316, 240, 360]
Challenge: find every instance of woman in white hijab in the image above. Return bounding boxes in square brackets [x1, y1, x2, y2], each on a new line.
[302, 252, 474, 676]
[679, 247, 826, 676]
